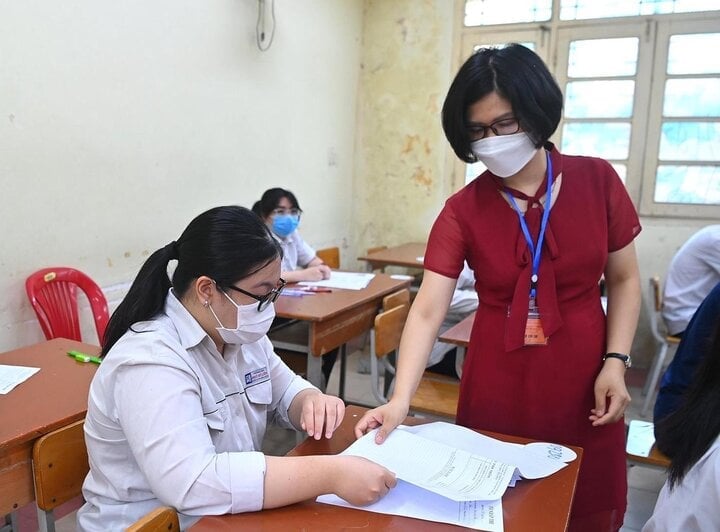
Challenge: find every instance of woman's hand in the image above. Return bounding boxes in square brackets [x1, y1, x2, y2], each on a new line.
[297, 390, 345, 439]
[332, 456, 397, 506]
[589, 360, 631, 426]
[353, 400, 409, 444]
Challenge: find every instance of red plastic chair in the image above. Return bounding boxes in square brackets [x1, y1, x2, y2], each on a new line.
[25, 267, 109, 344]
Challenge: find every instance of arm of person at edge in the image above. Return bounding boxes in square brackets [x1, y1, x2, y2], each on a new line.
[264, 387, 397, 507]
[354, 270, 457, 444]
[590, 241, 641, 426]
[281, 257, 332, 283]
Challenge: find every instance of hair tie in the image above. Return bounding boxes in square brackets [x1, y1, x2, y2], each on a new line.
[164, 240, 179, 260]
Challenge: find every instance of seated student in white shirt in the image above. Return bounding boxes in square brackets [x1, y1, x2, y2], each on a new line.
[253, 187, 337, 385]
[77, 206, 396, 532]
[252, 187, 331, 283]
[642, 318, 720, 532]
[426, 262, 478, 377]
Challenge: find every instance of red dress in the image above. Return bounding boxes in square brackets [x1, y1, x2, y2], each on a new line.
[425, 145, 641, 528]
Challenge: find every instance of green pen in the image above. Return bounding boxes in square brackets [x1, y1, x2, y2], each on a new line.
[67, 350, 102, 364]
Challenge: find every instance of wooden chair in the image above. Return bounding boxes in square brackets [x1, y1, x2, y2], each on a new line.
[126, 506, 180, 532]
[641, 276, 681, 416]
[382, 288, 410, 312]
[626, 421, 671, 470]
[369, 303, 459, 419]
[32, 419, 89, 532]
[316, 247, 340, 269]
[366, 246, 388, 273]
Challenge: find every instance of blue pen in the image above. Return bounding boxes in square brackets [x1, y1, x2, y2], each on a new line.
[281, 289, 316, 297]
[67, 350, 102, 364]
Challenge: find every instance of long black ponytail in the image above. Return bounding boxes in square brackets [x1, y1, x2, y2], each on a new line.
[102, 206, 281, 355]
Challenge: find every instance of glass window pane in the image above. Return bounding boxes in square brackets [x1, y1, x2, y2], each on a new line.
[565, 81, 635, 118]
[465, 0, 551, 26]
[561, 0, 720, 20]
[611, 163, 627, 184]
[659, 122, 720, 161]
[668, 34, 720, 74]
[561, 122, 631, 159]
[663, 79, 720, 117]
[568, 39, 638, 78]
[654, 165, 720, 204]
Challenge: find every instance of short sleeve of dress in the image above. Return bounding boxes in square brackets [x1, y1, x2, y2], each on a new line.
[604, 161, 642, 252]
[424, 198, 467, 279]
[294, 232, 317, 268]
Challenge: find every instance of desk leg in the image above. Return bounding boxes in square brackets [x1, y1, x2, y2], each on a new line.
[306, 353, 323, 390]
[338, 344, 347, 400]
[455, 346, 466, 379]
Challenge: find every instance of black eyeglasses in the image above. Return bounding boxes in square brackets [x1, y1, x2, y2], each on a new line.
[271, 208, 302, 218]
[466, 117, 520, 140]
[226, 278, 286, 311]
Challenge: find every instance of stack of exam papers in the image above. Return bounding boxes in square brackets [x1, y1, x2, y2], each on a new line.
[317, 422, 577, 531]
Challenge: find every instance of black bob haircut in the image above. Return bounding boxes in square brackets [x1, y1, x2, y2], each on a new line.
[441, 43, 564, 163]
[252, 188, 302, 219]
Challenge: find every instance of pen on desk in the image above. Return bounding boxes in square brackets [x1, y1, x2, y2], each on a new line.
[67, 350, 102, 364]
[305, 286, 332, 293]
[281, 289, 316, 297]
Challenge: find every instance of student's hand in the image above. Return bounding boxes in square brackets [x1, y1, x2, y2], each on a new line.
[353, 401, 409, 444]
[589, 361, 631, 426]
[299, 391, 345, 439]
[333, 456, 397, 506]
[304, 265, 332, 281]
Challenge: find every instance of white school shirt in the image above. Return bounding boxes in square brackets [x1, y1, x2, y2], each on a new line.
[77, 290, 316, 531]
[275, 230, 316, 273]
[642, 435, 720, 532]
[662, 224, 720, 335]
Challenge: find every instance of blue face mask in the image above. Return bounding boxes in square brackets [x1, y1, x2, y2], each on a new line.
[272, 214, 300, 238]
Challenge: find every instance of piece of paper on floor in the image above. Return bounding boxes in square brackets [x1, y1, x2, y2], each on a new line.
[626, 419, 656, 457]
[298, 271, 375, 290]
[0, 364, 40, 394]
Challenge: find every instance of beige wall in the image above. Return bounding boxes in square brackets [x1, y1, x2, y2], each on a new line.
[0, 0, 364, 351]
[1, 0, 716, 365]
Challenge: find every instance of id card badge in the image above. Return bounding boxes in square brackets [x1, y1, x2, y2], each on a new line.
[524, 298, 548, 346]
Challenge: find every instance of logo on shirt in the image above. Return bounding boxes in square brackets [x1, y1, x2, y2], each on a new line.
[245, 366, 269, 386]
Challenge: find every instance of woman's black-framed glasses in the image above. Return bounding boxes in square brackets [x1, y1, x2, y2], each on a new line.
[467, 117, 520, 140]
[227, 278, 286, 311]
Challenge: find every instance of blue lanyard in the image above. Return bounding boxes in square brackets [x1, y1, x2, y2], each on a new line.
[505, 151, 553, 300]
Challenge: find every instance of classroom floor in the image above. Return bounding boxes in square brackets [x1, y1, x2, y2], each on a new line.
[30, 343, 664, 532]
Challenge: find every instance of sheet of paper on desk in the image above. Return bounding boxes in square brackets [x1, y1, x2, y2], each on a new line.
[0, 364, 40, 394]
[298, 271, 375, 290]
[344, 428, 516, 501]
[626, 419, 656, 457]
[317, 481, 504, 532]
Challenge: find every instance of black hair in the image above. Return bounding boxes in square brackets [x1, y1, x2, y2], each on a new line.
[101, 205, 282, 356]
[441, 43, 564, 163]
[251, 188, 302, 219]
[654, 318, 720, 489]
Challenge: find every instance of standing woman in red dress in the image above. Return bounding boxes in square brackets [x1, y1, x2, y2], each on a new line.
[355, 44, 642, 531]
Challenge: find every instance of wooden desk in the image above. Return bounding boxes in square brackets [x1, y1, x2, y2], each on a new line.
[0, 338, 99, 516]
[272, 273, 410, 389]
[438, 311, 475, 378]
[358, 242, 426, 271]
[191, 405, 583, 531]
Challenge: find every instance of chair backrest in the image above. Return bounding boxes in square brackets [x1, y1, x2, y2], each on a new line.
[126, 506, 180, 532]
[647, 276, 675, 344]
[382, 288, 410, 312]
[32, 419, 88, 520]
[25, 267, 109, 343]
[374, 304, 409, 358]
[316, 247, 340, 269]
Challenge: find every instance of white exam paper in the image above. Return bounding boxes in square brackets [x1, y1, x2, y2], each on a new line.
[0, 364, 40, 394]
[626, 419, 656, 457]
[298, 271, 375, 290]
[317, 480, 504, 532]
[344, 428, 516, 501]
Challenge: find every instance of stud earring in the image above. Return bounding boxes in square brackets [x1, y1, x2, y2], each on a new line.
[203, 300, 209, 307]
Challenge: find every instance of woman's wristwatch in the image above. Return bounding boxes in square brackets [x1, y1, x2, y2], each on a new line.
[603, 352, 632, 368]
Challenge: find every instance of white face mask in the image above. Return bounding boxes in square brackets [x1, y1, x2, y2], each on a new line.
[208, 290, 275, 345]
[470, 131, 539, 178]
